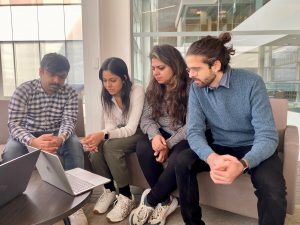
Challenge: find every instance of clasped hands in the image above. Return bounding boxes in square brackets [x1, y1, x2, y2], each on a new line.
[30, 134, 64, 153]
[207, 153, 244, 184]
[80, 132, 104, 152]
[151, 135, 169, 163]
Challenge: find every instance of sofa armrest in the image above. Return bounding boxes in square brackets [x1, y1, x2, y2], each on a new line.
[283, 125, 299, 214]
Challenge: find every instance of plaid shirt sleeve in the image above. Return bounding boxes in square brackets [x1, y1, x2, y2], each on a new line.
[8, 85, 35, 145]
[58, 88, 78, 140]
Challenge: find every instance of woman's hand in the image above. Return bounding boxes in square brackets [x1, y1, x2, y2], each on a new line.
[151, 135, 169, 163]
[80, 132, 104, 152]
[151, 134, 167, 152]
[155, 147, 169, 163]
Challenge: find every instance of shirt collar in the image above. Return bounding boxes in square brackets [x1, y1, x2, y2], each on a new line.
[36, 79, 45, 93]
[36, 79, 64, 96]
[219, 65, 231, 88]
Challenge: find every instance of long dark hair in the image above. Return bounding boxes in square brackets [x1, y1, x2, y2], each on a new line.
[187, 32, 235, 72]
[99, 57, 132, 117]
[147, 44, 190, 127]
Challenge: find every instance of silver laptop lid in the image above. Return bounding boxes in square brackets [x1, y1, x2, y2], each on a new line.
[0, 150, 40, 207]
[29, 147, 110, 196]
[34, 149, 74, 195]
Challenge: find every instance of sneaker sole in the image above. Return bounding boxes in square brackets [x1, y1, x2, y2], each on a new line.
[106, 210, 133, 223]
[93, 209, 108, 214]
[93, 197, 116, 214]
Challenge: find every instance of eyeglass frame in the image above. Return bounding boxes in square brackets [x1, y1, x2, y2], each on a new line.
[185, 57, 218, 75]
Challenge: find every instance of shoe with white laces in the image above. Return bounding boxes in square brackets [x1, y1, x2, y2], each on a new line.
[106, 194, 135, 222]
[68, 208, 88, 225]
[93, 188, 116, 214]
[146, 196, 178, 225]
[129, 189, 154, 225]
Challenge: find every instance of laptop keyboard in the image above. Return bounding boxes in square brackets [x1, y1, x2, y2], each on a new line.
[66, 173, 94, 193]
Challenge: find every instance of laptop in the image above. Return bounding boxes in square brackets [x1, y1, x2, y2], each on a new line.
[28, 146, 110, 196]
[0, 150, 40, 207]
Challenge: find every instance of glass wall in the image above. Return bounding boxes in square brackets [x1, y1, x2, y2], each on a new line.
[132, 0, 300, 113]
[0, 0, 83, 98]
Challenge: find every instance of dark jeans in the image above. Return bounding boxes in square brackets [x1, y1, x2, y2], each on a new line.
[175, 146, 287, 225]
[136, 130, 190, 206]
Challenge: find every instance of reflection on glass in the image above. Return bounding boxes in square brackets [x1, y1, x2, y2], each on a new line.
[0, 1, 84, 99]
[40, 41, 65, 56]
[66, 41, 83, 84]
[14, 43, 40, 85]
[0, 6, 12, 41]
[0, 0, 10, 5]
[64, 5, 82, 40]
[0, 0, 81, 5]
[132, 0, 300, 113]
[38, 5, 65, 40]
[11, 6, 39, 41]
[1, 44, 15, 96]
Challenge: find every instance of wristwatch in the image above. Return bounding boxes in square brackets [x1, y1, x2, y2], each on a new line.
[104, 132, 110, 140]
[240, 159, 249, 174]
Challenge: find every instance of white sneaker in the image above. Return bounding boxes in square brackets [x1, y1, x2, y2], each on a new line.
[106, 194, 135, 222]
[147, 196, 178, 225]
[68, 208, 88, 225]
[93, 188, 116, 214]
[129, 189, 154, 225]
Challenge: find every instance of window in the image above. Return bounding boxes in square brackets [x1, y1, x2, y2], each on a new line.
[0, 0, 83, 98]
[132, 0, 300, 114]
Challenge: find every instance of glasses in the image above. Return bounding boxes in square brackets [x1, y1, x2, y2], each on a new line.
[186, 67, 201, 75]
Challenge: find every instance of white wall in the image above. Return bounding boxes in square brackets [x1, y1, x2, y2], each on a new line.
[82, 0, 131, 134]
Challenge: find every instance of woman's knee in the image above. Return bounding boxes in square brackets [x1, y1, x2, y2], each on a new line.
[136, 138, 153, 160]
[175, 148, 197, 171]
[89, 152, 101, 167]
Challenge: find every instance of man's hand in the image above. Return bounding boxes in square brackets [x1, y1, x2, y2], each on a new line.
[30, 134, 61, 153]
[207, 153, 243, 184]
[80, 132, 104, 152]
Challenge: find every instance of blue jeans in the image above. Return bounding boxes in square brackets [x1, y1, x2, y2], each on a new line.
[2, 134, 84, 170]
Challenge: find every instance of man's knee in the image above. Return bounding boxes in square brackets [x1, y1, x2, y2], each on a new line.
[251, 161, 287, 201]
[2, 138, 28, 162]
[176, 149, 196, 172]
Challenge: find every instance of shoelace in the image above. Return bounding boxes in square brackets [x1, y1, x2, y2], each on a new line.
[137, 205, 152, 222]
[98, 191, 111, 203]
[112, 196, 129, 215]
[149, 204, 166, 220]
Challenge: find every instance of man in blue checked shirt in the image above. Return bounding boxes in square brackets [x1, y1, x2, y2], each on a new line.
[2, 53, 84, 170]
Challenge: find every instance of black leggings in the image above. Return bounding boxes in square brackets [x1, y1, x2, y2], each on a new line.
[136, 133, 189, 206]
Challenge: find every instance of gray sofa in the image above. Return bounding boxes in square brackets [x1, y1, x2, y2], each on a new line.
[0, 98, 298, 219]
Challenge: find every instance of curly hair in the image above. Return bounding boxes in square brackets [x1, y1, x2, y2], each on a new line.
[99, 57, 132, 118]
[147, 44, 190, 127]
[187, 32, 235, 72]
